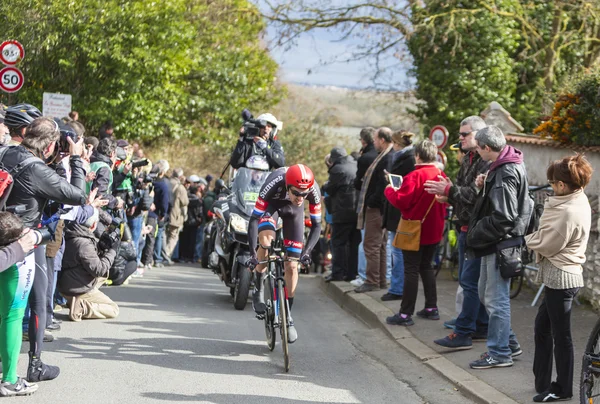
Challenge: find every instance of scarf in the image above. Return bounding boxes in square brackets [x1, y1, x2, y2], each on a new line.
[356, 144, 393, 229]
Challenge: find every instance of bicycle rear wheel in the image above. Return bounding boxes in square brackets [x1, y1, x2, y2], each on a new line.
[278, 279, 290, 372]
[581, 318, 600, 404]
[264, 273, 276, 351]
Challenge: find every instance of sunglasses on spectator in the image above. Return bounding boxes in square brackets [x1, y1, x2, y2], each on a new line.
[290, 189, 310, 198]
[458, 130, 475, 137]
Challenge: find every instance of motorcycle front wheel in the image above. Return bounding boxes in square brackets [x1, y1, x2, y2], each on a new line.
[233, 265, 252, 310]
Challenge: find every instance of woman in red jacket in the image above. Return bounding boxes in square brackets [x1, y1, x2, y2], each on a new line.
[384, 140, 447, 326]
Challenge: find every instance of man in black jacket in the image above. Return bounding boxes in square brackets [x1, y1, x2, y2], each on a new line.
[428, 116, 491, 350]
[88, 137, 122, 210]
[322, 147, 361, 282]
[1, 116, 88, 383]
[465, 125, 532, 370]
[355, 127, 394, 293]
[230, 113, 284, 170]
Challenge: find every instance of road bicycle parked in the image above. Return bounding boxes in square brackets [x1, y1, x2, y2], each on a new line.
[257, 229, 295, 372]
[581, 318, 600, 403]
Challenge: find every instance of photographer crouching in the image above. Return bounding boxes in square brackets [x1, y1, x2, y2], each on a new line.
[0, 116, 88, 384]
[58, 208, 120, 321]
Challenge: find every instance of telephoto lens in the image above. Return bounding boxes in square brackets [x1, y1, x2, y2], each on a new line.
[32, 228, 53, 246]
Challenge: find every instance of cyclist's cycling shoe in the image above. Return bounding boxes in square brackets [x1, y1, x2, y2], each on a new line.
[287, 315, 298, 344]
[252, 289, 266, 317]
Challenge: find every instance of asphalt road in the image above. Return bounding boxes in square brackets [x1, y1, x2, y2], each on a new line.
[15, 265, 474, 404]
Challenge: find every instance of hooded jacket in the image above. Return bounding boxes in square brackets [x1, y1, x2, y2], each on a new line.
[1, 145, 87, 228]
[89, 152, 118, 208]
[323, 147, 358, 224]
[466, 145, 533, 257]
[59, 223, 117, 296]
[230, 136, 285, 170]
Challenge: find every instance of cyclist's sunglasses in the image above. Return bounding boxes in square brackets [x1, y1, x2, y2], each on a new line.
[289, 189, 310, 198]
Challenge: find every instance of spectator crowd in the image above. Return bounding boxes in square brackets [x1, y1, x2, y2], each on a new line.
[321, 118, 593, 403]
[0, 103, 220, 396]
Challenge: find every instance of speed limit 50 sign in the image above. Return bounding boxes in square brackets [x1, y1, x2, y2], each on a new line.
[0, 66, 24, 93]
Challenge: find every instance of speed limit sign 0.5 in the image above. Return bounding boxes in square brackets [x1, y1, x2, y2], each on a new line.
[0, 66, 24, 93]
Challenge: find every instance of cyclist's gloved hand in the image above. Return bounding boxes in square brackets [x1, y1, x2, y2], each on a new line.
[246, 255, 259, 270]
[300, 253, 312, 267]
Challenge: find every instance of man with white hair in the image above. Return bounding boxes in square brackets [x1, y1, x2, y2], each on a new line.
[59, 207, 120, 321]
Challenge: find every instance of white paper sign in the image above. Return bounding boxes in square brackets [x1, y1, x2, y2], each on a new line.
[42, 92, 72, 118]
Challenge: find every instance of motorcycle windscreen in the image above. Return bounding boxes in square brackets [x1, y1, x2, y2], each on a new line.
[231, 167, 270, 216]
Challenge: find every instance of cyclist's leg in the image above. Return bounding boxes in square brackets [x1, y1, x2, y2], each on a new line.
[252, 212, 277, 315]
[282, 205, 305, 303]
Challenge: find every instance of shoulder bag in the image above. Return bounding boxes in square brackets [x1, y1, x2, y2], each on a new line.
[392, 197, 436, 251]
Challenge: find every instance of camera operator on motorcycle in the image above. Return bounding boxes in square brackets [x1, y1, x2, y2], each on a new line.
[0, 115, 88, 385]
[247, 164, 322, 343]
[230, 113, 285, 170]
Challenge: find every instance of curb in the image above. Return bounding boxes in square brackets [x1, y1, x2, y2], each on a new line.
[320, 278, 519, 404]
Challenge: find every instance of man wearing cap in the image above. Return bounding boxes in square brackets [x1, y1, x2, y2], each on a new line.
[425, 116, 491, 350]
[322, 147, 361, 282]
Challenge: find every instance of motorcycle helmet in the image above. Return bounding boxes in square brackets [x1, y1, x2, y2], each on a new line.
[4, 103, 42, 129]
[256, 113, 282, 139]
[285, 164, 314, 190]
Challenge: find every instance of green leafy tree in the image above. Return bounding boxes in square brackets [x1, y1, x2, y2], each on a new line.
[0, 0, 282, 143]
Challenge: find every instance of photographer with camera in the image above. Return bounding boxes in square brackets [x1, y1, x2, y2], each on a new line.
[230, 111, 284, 170]
[87, 137, 123, 210]
[0, 212, 44, 396]
[0, 116, 88, 384]
[59, 207, 120, 321]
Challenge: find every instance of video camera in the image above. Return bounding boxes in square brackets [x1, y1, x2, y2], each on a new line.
[54, 119, 79, 154]
[241, 109, 267, 141]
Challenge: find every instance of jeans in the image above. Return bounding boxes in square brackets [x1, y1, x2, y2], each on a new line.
[454, 232, 488, 337]
[128, 216, 144, 257]
[194, 224, 205, 261]
[479, 253, 518, 361]
[387, 231, 404, 296]
[386, 232, 392, 282]
[358, 228, 366, 280]
[534, 286, 579, 397]
[154, 226, 165, 264]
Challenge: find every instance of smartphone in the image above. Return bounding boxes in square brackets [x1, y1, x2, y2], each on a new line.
[387, 173, 403, 189]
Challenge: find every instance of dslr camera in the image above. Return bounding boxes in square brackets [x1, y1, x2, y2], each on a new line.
[4, 205, 53, 247]
[54, 119, 79, 154]
[98, 217, 123, 252]
[241, 109, 267, 141]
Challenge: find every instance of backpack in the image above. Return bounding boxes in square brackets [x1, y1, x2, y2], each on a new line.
[0, 146, 44, 211]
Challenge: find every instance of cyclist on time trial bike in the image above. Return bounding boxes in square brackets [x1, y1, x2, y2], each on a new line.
[247, 164, 322, 343]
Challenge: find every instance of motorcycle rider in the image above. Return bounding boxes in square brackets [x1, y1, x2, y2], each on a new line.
[4, 104, 42, 145]
[247, 164, 322, 343]
[230, 113, 285, 170]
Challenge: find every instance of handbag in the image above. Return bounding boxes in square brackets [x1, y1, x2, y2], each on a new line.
[496, 237, 524, 279]
[393, 197, 436, 251]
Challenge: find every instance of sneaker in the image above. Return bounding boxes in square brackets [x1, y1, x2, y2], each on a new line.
[287, 315, 298, 343]
[471, 331, 488, 341]
[131, 269, 144, 278]
[386, 313, 414, 326]
[354, 283, 380, 293]
[22, 331, 54, 343]
[104, 279, 113, 286]
[469, 352, 513, 369]
[381, 293, 403, 301]
[0, 378, 38, 396]
[252, 289, 266, 316]
[46, 322, 61, 332]
[27, 354, 60, 382]
[416, 308, 440, 320]
[443, 318, 456, 330]
[510, 343, 523, 357]
[533, 391, 571, 402]
[350, 277, 365, 287]
[434, 333, 473, 350]
[53, 304, 63, 313]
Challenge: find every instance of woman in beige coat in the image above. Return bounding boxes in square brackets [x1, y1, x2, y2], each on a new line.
[525, 154, 593, 403]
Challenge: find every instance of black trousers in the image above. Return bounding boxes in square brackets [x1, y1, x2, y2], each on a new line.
[534, 286, 579, 397]
[399, 244, 437, 316]
[330, 222, 361, 280]
[141, 216, 157, 266]
[179, 225, 198, 261]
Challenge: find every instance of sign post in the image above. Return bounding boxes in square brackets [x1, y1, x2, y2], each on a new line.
[0, 40, 25, 95]
[42, 92, 72, 118]
[429, 125, 449, 149]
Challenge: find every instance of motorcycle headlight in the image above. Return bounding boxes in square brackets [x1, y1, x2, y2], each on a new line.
[230, 213, 249, 234]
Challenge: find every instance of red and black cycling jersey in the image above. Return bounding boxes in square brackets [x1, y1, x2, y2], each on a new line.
[248, 167, 322, 257]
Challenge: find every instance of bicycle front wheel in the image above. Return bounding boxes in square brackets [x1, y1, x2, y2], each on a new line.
[264, 273, 276, 351]
[581, 318, 600, 404]
[278, 279, 290, 372]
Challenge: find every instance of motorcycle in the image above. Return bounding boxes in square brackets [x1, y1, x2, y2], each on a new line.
[209, 167, 270, 310]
